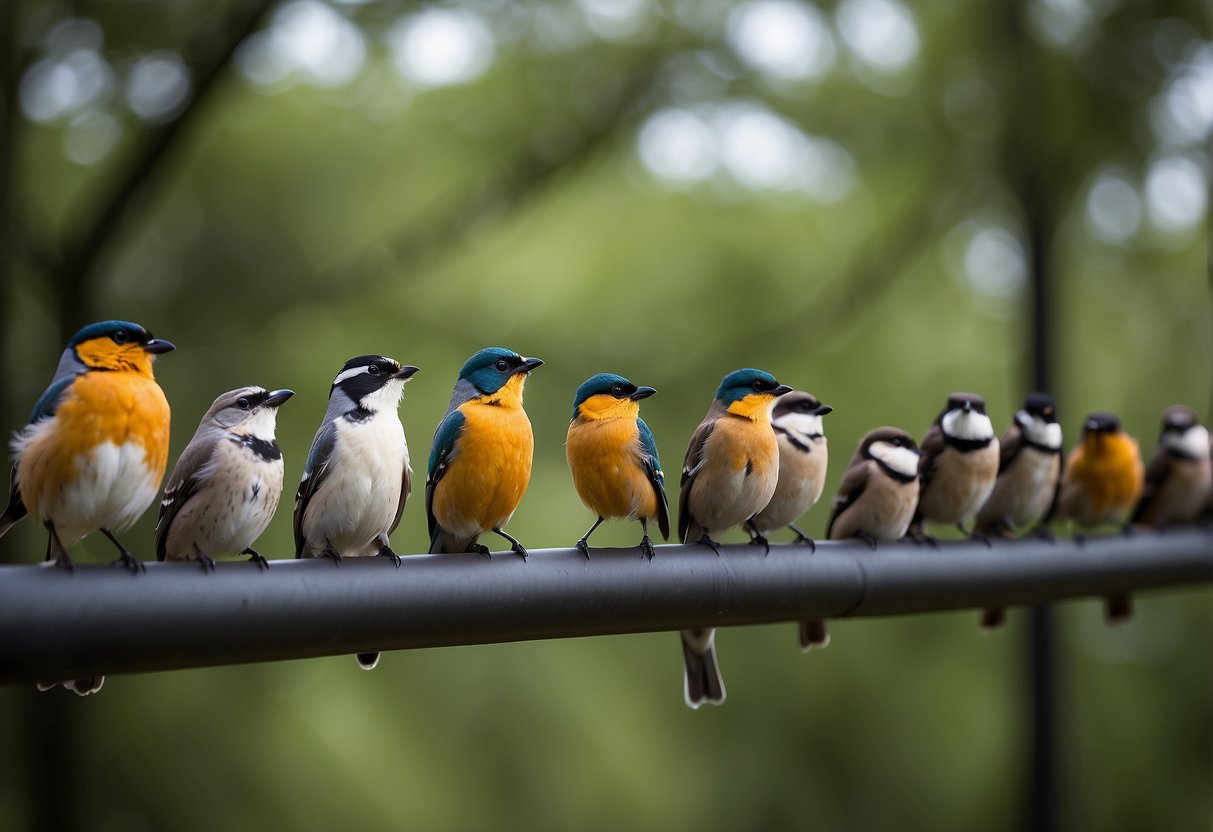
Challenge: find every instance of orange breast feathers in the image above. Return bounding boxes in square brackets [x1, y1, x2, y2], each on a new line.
[717, 394, 781, 479]
[1064, 432, 1144, 522]
[431, 396, 534, 532]
[19, 370, 171, 516]
[566, 397, 659, 522]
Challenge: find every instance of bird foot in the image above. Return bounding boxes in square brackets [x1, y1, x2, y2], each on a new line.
[748, 533, 770, 556]
[576, 538, 591, 560]
[377, 545, 402, 568]
[320, 546, 342, 566]
[111, 548, 146, 574]
[907, 530, 939, 550]
[856, 531, 879, 550]
[1030, 527, 1056, 543]
[244, 548, 271, 570]
[792, 532, 817, 552]
[469, 543, 492, 559]
[696, 533, 721, 555]
[196, 550, 217, 573]
[639, 535, 656, 561]
[969, 531, 993, 548]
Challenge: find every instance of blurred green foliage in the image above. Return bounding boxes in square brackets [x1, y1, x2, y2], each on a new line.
[0, 0, 1210, 829]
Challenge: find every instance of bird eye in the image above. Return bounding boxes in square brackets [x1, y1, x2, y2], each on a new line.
[112, 330, 129, 345]
[237, 397, 251, 410]
[367, 364, 380, 375]
[495, 360, 509, 372]
[893, 436, 904, 446]
[752, 380, 764, 391]
[612, 384, 625, 396]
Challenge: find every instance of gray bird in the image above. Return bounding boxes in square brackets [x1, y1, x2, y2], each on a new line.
[1132, 405, 1212, 527]
[819, 427, 921, 648]
[909, 393, 999, 543]
[746, 391, 832, 651]
[155, 386, 294, 570]
[295, 355, 418, 670]
[974, 392, 1062, 629]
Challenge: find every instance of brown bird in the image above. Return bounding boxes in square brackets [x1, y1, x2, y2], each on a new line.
[1131, 405, 1211, 528]
[909, 393, 1000, 543]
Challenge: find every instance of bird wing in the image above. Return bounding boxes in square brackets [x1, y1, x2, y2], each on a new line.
[154, 438, 217, 561]
[28, 375, 76, 424]
[1131, 449, 1169, 523]
[294, 421, 338, 557]
[425, 409, 467, 545]
[0, 466, 26, 538]
[826, 461, 872, 539]
[998, 424, 1023, 475]
[678, 417, 716, 543]
[637, 417, 670, 540]
[389, 460, 412, 537]
[917, 423, 946, 490]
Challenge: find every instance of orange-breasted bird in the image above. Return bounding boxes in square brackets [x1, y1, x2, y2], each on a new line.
[677, 368, 792, 709]
[1131, 405, 1211, 528]
[0, 320, 174, 574]
[565, 373, 669, 559]
[0, 320, 174, 697]
[427, 348, 543, 558]
[1055, 411, 1144, 621]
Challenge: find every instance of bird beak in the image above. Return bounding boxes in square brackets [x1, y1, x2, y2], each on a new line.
[143, 338, 176, 355]
[630, 386, 657, 401]
[264, 389, 295, 408]
[961, 401, 972, 413]
[773, 385, 793, 396]
[814, 404, 833, 416]
[395, 365, 421, 381]
[518, 357, 544, 374]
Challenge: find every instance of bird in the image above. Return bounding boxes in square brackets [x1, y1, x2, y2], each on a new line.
[973, 392, 1063, 629]
[749, 390, 832, 548]
[0, 320, 174, 574]
[154, 386, 294, 571]
[909, 393, 1000, 543]
[1054, 411, 1144, 622]
[1131, 405, 1211, 527]
[427, 347, 543, 558]
[976, 392, 1063, 539]
[294, 355, 418, 670]
[817, 427, 922, 650]
[0, 320, 174, 697]
[678, 367, 792, 709]
[565, 373, 669, 559]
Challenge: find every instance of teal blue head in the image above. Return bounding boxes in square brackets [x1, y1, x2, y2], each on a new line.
[714, 368, 792, 417]
[67, 320, 175, 372]
[459, 347, 544, 396]
[572, 373, 656, 419]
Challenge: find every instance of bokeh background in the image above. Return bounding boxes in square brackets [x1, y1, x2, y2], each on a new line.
[1, 0, 1210, 829]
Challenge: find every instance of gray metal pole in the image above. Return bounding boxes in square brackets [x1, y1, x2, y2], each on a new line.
[1, 531, 1210, 684]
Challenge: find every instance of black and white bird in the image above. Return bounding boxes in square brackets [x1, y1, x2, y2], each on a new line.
[815, 427, 921, 650]
[294, 355, 418, 670]
[974, 392, 1062, 629]
[1132, 405, 1212, 528]
[155, 386, 294, 570]
[910, 393, 999, 542]
[749, 390, 832, 548]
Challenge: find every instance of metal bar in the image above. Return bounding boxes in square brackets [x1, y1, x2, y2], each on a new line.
[1, 531, 1210, 684]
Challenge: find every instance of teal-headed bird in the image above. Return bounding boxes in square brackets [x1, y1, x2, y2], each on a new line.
[565, 373, 669, 559]
[427, 348, 543, 558]
[677, 368, 792, 708]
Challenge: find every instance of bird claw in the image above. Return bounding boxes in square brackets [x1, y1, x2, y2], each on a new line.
[112, 549, 145, 574]
[748, 533, 770, 556]
[969, 532, 993, 549]
[696, 533, 721, 556]
[857, 531, 879, 551]
[470, 543, 491, 559]
[639, 535, 655, 560]
[197, 551, 217, 573]
[792, 530, 817, 553]
[512, 542, 528, 561]
[575, 539, 591, 560]
[378, 546, 402, 568]
[320, 546, 342, 566]
[244, 549, 271, 570]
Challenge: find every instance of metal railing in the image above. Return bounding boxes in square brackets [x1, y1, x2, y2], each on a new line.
[1, 529, 1210, 684]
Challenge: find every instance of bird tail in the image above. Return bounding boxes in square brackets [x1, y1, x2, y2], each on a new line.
[680, 628, 726, 709]
[429, 529, 478, 554]
[356, 652, 380, 670]
[798, 618, 831, 652]
[0, 468, 27, 539]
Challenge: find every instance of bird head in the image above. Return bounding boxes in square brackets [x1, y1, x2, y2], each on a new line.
[205, 386, 294, 437]
[1159, 405, 1208, 460]
[939, 392, 994, 442]
[571, 373, 655, 421]
[1016, 392, 1062, 450]
[860, 427, 921, 479]
[714, 368, 792, 420]
[771, 390, 832, 437]
[330, 355, 419, 415]
[68, 320, 174, 377]
[458, 347, 543, 404]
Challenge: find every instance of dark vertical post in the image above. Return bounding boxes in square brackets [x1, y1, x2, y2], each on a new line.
[1003, 0, 1057, 829]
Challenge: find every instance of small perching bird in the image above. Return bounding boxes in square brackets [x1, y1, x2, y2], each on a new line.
[1054, 411, 1144, 622]
[565, 373, 669, 559]
[909, 393, 999, 543]
[677, 367, 792, 709]
[1131, 405, 1212, 528]
[0, 320, 174, 574]
[1, 320, 175, 697]
[155, 386, 294, 570]
[974, 392, 1063, 630]
[815, 427, 921, 650]
[426, 347, 543, 558]
[749, 390, 832, 548]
